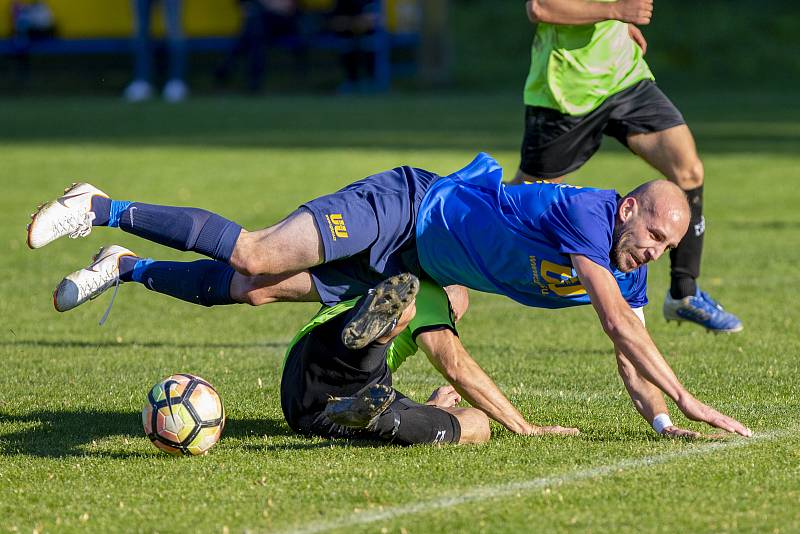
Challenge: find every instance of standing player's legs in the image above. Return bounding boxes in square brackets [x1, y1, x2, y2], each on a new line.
[511, 103, 610, 186]
[627, 124, 743, 333]
[626, 125, 742, 332]
[626, 124, 704, 297]
[595, 81, 742, 332]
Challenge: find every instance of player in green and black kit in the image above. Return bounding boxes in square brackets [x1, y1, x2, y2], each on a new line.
[280, 275, 492, 445]
[514, 0, 742, 333]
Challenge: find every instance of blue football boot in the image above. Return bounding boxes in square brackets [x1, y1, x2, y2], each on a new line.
[663, 288, 743, 333]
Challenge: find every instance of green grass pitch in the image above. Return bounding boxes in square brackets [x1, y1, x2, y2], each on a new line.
[1, 92, 799, 533]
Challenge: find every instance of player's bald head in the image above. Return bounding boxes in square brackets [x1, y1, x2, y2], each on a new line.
[611, 180, 691, 272]
[625, 180, 690, 231]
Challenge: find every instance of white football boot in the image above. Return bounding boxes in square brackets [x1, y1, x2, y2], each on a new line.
[27, 183, 109, 249]
[123, 79, 154, 102]
[54, 245, 136, 312]
[162, 79, 189, 103]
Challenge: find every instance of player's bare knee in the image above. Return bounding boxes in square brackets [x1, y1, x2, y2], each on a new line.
[228, 229, 280, 277]
[228, 273, 249, 304]
[247, 257, 280, 277]
[230, 232, 258, 275]
[234, 242, 285, 277]
[229, 274, 267, 306]
[397, 302, 417, 330]
[471, 410, 491, 444]
[673, 159, 704, 190]
[456, 408, 491, 444]
[241, 288, 268, 306]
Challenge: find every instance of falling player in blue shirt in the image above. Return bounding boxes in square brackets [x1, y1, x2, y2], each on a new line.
[28, 153, 752, 439]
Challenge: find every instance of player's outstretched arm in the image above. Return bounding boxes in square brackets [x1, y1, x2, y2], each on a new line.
[571, 254, 752, 437]
[417, 328, 579, 437]
[617, 348, 725, 439]
[525, 0, 652, 26]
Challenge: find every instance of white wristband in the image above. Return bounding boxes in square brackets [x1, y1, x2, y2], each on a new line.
[652, 413, 673, 434]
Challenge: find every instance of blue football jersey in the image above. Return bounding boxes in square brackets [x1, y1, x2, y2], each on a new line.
[415, 153, 648, 309]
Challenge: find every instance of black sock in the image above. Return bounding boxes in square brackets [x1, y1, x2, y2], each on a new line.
[371, 398, 461, 445]
[670, 185, 704, 299]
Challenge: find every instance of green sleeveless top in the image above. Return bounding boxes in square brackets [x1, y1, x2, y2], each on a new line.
[524, 19, 653, 115]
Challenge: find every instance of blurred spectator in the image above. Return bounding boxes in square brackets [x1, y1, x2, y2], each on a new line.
[329, 0, 378, 93]
[10, 1, 56, 82]
[418, 0, 451, 86]
[214, 0, 299, 93]
[11, 1, 55, 42]
[123, 0, 188, 103]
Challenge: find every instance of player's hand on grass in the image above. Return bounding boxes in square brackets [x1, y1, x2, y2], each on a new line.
[426, 385, 462, 408]
[627, 24, 647, 54]
[525, 423, 580, 436]
[613, 0, 653, 25]
[677, 397, 753, 437]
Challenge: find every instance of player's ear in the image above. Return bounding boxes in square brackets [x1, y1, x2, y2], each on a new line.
[618, 197, 638, 223]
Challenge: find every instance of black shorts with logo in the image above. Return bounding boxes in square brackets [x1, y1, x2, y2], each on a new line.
[280, 302, 461, 445]
[520, 80, 686, 178]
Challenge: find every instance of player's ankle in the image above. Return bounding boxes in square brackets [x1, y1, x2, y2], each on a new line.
[669, 277, 697, 300]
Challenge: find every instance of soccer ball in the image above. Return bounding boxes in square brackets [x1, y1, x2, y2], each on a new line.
[142, 373, 225, 456]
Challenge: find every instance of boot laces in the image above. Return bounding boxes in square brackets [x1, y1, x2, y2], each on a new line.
[53, 211, 95, 239]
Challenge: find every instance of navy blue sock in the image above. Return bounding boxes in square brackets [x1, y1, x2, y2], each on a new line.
[91, 196, 112, 226]
[91, 198, 133, 227]
[118, 255, 140, 282]
[125, 258, 237, 306]
[117, 203, 242, 263]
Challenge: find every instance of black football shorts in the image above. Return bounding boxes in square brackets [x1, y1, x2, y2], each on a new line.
[280, 302, 461, 445]
[520, 80, 686, 178]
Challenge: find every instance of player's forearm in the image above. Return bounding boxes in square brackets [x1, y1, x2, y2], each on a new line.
[526, 0, 617, 25]
[604, 313, 688, 404]
[573, 255, 690, 405]
[446, 356, 530, 434]
[418, 333, 531, 434]
[616, 348, 669, 424]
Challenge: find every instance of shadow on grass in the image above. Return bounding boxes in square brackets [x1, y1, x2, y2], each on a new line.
[0, 409, 388, 458]
[0, 409, 146, 458]
[227, 417, 393, 451]
[0, 339, 287, 351]
[0, 410, 291, 458]
[244, 439, 387, 452]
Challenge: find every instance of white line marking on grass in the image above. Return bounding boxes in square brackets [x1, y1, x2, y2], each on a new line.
[284, 430, 788, 534]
